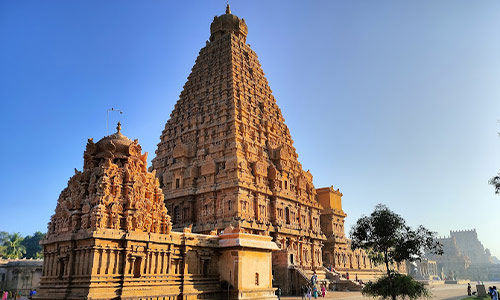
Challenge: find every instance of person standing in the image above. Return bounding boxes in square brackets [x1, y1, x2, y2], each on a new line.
[306, 286, 312, 300]
[311, 271, 317, 285]
[493, 286, 499, 300]
[312, 285, 318, 299]
[321, 284, 326, 297]
[467, 283, 472, 296]
[300, 286, 305, 300]
[276, 286, 282, 300]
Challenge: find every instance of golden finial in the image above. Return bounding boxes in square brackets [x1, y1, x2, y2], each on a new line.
[116, 121, 122, 133]
[226, 3, 231, 14]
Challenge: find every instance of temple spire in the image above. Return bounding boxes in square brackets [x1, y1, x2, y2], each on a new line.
[116, 121, 121, 133]
[226, 4, 231, 14]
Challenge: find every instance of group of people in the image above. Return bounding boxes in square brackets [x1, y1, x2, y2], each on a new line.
[488, 286, 499, 300]
[0, 290, 36, 300]
[300, 284, 327, 299]
[298, 271, 327, 299]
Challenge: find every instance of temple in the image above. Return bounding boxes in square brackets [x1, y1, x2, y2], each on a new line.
[425, 229, 498, 281]
[151, 5, 403, 292]
[36, 6, 406, 299]
[36, 123, 278, 300]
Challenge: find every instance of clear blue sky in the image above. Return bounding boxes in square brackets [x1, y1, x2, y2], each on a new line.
[1, 1, 500, 257]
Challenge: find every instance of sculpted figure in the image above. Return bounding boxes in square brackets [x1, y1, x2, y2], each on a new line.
[134, 213, 144, 231]
[80, 214, 89, 229]
[126, 215, 134, 231]
[144, 216, 152, 232]
[70, 213, 80, 232]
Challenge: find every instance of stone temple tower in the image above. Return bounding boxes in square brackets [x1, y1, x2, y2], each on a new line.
[152, 5, 326, 288]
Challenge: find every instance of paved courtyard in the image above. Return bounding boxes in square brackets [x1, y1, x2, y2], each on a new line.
[282, 281, 500, 300]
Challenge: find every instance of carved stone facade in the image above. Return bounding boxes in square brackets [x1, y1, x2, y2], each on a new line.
[48, 123, 170, 237]
[151, 6, 325, 290]
[37, 6, 406, 297]
[36, 124, 278, 300]
[318, 187, 406, 281]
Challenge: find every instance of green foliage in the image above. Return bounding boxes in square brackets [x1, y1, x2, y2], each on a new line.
[350, 204, 443, 268]
[0, 231, 7, 257]
[350, 204, 443, 300]
[1, 232, 26, 259]
[362, 272, 430, 300]
[489, 173, 500, 195]
[21, 231, 45, 259]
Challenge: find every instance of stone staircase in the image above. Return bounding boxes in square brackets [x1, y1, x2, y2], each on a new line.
[290, 265, 328, 291]
[290, 265, 364, 294]
[322, 267, 363, 291]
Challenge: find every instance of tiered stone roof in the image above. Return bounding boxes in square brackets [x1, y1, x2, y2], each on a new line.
[47, 123, 171, 236]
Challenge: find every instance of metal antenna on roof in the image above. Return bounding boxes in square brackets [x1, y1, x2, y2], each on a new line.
[106, 107, 123, 135]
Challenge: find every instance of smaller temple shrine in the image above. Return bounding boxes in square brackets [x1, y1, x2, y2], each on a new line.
[36, 123, 278, 300]
[317, 187, 406, 284]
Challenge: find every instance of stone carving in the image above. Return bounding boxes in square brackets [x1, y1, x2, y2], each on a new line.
[149, 5, 327, 291]
[47, 123, 171, 237]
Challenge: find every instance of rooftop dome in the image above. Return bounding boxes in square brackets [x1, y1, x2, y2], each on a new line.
[94, 122, 134, 159]
[210, 4, 248, 42]
[83, 122, 145, 171]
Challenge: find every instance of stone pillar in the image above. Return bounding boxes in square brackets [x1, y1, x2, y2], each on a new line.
[93, 248, 102, 275]
[74, 249, 80, 276]
[101, 248, 108, 274]
[43, 254, 49, 276]
[51, 253, 57, 276]
[151, 251, 157, 274]
[167, 245, 172, 274]
[113, 248, 119, 274]
[160, 251, 165, 274]
[84, 248, 91, 275]
[154, 251, 159, 274]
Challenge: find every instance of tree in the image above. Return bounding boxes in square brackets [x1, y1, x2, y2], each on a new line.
[1, 232, 26, 259]
[362, 272, 430, 300]
[21, 231, 45, 259]
[489, 173, 500, 195]
[0, 231, 7, 257]
[490, 130, 500, 195]
[350, 204, 442, 300]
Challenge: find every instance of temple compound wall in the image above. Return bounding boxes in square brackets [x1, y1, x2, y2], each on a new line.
[36, 125, 278, 300]
[0, 259, 43, 297]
